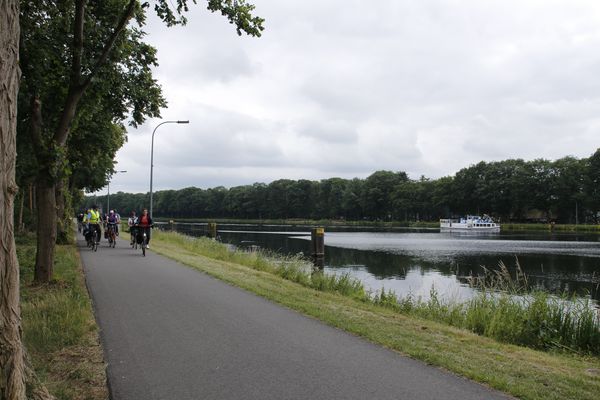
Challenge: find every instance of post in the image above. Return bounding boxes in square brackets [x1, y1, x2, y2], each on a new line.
[107, 170, 126, 214]
[149, 120, 189, 219]
[311, 227, 325, 269]
[208, 222, 217, 239]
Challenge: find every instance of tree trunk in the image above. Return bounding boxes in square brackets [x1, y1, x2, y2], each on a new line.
[18, 188, 24, 233]
[0, 1, 27, 398]
[55, 180, 69, 244]
[34, 182, 57, 283]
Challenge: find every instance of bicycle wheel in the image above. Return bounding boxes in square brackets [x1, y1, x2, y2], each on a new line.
[94, 229, 100, 251]
[142, 233, 146, 256]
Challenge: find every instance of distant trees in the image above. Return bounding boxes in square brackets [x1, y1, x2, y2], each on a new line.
[85, 149, 600, 223]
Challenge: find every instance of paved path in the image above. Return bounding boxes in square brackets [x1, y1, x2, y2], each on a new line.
[79, 235, 512, 400]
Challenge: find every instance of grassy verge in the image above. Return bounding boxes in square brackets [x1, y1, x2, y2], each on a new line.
[502, 223, 600, 232]
[17, 234, 107, 400]
[151, 230, 600, 400]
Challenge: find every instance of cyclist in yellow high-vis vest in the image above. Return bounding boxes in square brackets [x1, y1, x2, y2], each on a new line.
[85, 205, 102, 245]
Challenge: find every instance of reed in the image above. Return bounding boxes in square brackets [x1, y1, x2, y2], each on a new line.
[390, 260, 600, 355]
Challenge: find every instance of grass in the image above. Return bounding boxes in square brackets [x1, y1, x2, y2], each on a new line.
[17, 233, 107, 400]
[151, 230, 600, 400]
[375, 261, 600, 355]
[503, 223, 600, 232]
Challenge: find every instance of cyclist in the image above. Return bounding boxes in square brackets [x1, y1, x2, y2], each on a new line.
[86, 205, 102, 245]
[114, 209, 121, 235]
[106, 210, 119, 241]
[136, 208, 153, 248]
[82, 208, 91, 239]
[128, 210, 138, 245]
[76, 212, 84, 233]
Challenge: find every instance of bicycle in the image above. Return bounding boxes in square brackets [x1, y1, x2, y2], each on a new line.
[129, 226, 138, 249]
[89, 224, 101, 252]
[135, 224, 152, 256]
[107, 223, 117, 248]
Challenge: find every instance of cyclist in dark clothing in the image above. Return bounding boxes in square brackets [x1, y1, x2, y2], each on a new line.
[136, 208, 153, 248]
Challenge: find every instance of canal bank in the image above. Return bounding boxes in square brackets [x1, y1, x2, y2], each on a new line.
[157, 221, 600, 304]
[150, 230, 600, 400]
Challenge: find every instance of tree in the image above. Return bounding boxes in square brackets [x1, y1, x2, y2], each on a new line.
[1, 2, 55, 399]
[585, 148, 600, 220]
[0, 3, 27, 398]
[19, 0, 264, 282]
[362, 171, 408, 220]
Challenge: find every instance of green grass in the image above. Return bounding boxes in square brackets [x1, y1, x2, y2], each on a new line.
[371, 262, 600, 355]
[151, 230, 600, 400]
[17, 233, 107, 400]
[503, 223, 600, 232]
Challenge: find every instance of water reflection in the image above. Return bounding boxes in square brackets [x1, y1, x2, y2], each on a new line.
[168, 224, 600, 302]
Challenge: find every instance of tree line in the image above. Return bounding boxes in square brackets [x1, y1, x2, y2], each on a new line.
[85, 149, 600, 224]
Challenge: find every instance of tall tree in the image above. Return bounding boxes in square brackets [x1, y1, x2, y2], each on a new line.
[0, 2, 27, 397]
[1, 2, 54, 399]
[19, 0, 263, 282]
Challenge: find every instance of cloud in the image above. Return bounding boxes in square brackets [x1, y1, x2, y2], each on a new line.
[106, 0, 600, 193]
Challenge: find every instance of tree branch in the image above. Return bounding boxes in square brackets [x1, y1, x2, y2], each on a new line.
[71, 0, 86, 86]
[80, 0, 136, 91]
[29, 95, 43, 156]
[54, 0, 135, 146]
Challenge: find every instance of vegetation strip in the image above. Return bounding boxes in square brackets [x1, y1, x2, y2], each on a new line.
[151, 230, 600, 400]
[17, 234, 107, 400]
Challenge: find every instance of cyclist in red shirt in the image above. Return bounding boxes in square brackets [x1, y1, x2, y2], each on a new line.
[137, 208, 153, 248]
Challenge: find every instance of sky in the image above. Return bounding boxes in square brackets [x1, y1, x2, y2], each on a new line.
[106, 0, 600, 194]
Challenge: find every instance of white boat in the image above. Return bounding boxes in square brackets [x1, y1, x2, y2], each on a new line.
[440, 215, 500, 232]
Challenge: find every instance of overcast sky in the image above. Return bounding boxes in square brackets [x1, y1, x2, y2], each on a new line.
[106, 0, 600, 194]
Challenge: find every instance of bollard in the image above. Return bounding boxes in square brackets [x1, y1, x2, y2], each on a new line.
[208, 222, 217, 239]
[169, 220, 174, 232]
[311, 227, 325, 269]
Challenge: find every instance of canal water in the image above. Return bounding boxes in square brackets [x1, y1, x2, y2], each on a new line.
[165, 223, 600, 303]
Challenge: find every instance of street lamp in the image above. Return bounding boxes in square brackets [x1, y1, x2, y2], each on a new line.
[107, 170, 127, 213]
[150, 120, 189, 218]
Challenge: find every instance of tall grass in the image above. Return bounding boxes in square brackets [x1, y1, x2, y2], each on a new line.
[156, 231, 600, 356]
[18, 235, 95, 353]
[16, 233, 107, 399]
[373, 260, 600, 355]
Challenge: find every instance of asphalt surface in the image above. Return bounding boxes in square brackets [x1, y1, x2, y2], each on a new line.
[79, 234, 513, 400]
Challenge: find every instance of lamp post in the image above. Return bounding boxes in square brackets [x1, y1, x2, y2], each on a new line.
[150, 120, 189, 218]
[107, 170, 127, 213]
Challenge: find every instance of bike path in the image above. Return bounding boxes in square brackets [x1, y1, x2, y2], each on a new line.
[79, 235, 512, 400]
